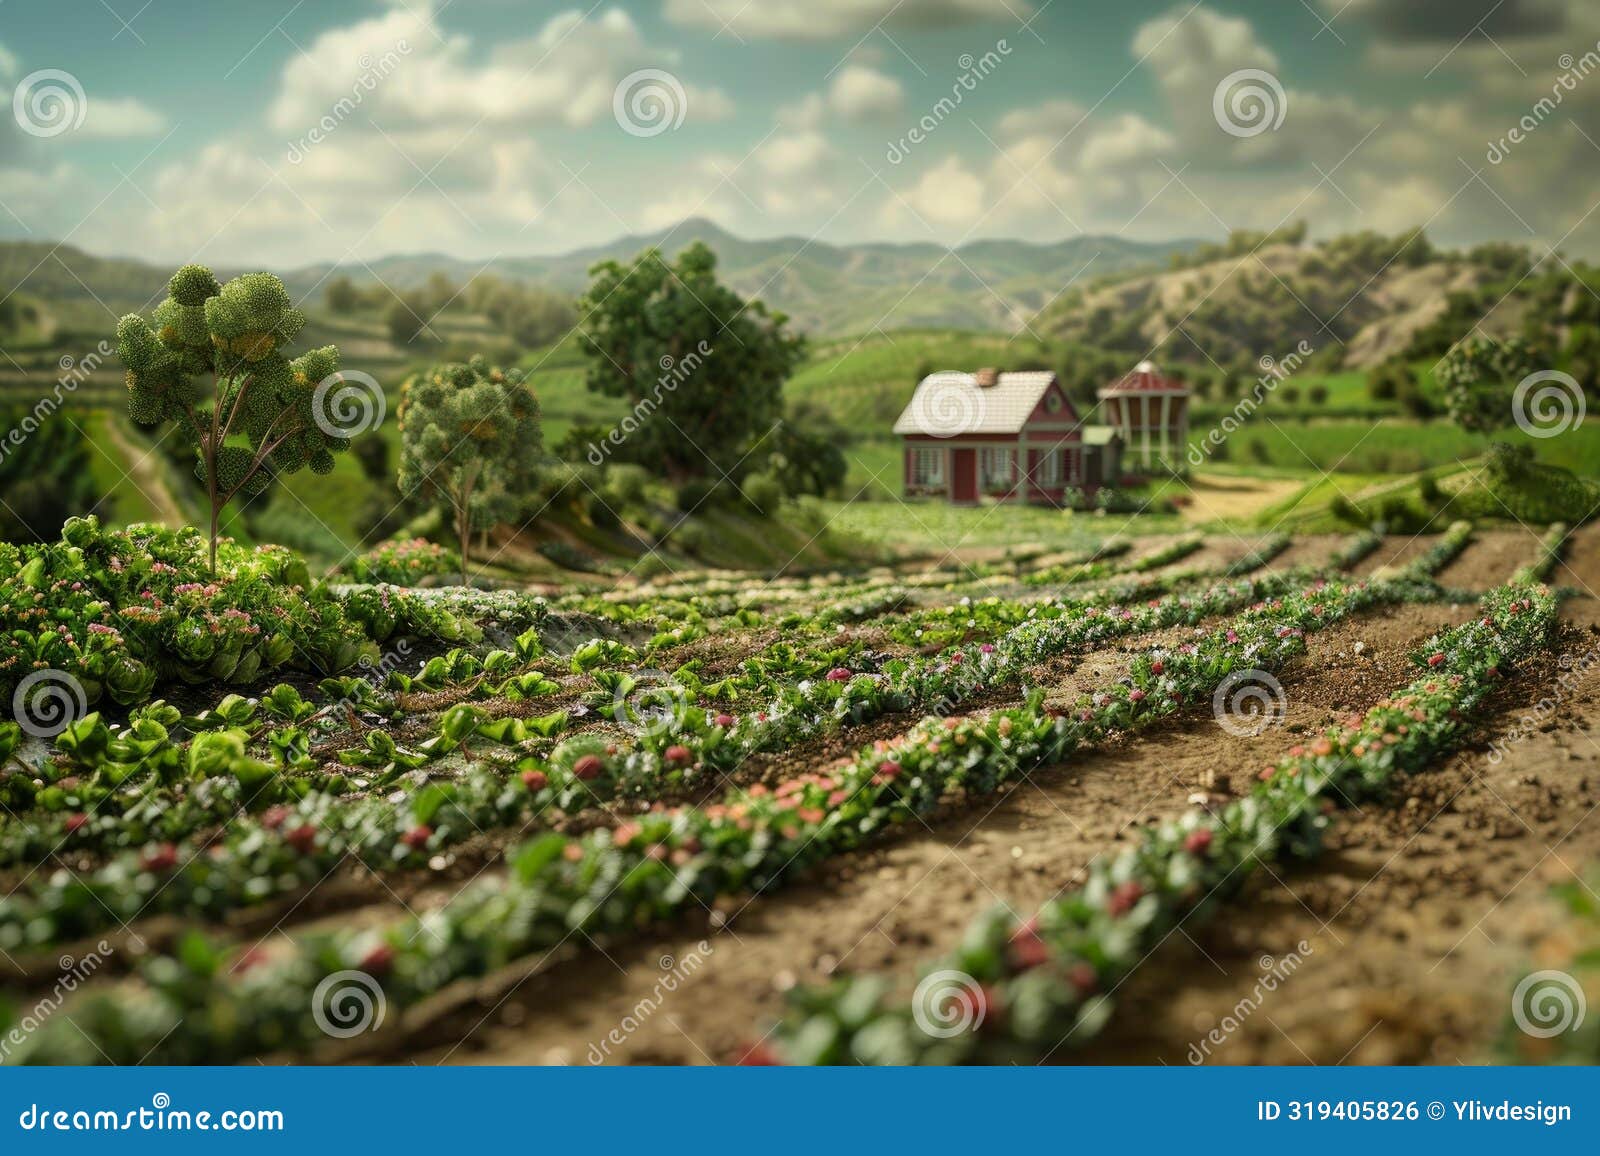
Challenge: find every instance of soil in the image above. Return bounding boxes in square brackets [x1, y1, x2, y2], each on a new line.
[413, 600, 1497, 1065]
[395, 530, 1600, 1067]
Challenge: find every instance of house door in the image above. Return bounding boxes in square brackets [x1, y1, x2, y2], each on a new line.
[950, 448, 977, 504]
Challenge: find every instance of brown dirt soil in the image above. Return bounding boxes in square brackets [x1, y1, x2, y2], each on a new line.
[404, 601, 1489, 1065]
[1262, 533, 1345, 574]
[1350, 534, 1437, 577]
[1433, 526, 1544, 591]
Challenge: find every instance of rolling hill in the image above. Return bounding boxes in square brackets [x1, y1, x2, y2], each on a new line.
[0, 219, 1199, 339]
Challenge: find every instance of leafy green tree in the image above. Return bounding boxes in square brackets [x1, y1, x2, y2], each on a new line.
[385, 293, 430, 347]
[1436, 335, 1538, 432]
[397, 357, 541, 581]
[115, 264, 353, 572]
[578, 242, 804, 481]
[325, 276, 362, 315]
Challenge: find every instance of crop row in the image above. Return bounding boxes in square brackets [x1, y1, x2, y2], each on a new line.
[756, 581, 1558, 1064]
[3, 572, 1454, 1062]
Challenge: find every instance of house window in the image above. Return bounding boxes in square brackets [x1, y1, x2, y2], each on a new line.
[1036, 449, 1063, 486]
[910, 447, 945, 486]
[980, 447, 1015, 488]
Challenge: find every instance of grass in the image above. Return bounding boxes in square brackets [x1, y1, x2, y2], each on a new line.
[807, 494, 1179, 556]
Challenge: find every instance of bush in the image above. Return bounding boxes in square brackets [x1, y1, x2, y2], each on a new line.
[676, 478, 716, 513]
[606, 464, 650, 507]
[1308, 385, 1328, 405]
[741, 473, 784, 517]
[346, 537, 461, 585]
[587, 492, 622, 530]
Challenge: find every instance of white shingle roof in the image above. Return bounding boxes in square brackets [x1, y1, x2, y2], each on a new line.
[893, 371, 1058, 436]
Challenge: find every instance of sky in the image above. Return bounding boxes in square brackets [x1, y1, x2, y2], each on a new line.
[0, 0, 1597, 267]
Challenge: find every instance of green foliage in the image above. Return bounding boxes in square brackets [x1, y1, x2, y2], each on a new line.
[1437, 335, 1539, 433]
[579, 241, 804, 480]
[396, 356, 542, 577]
[741, 472, 784, 517]
[115, 264, 355, 568]
[0, 411, 106, 542]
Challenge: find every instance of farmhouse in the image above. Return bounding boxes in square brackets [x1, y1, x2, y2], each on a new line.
[893, 368, 1122, 506]
[1097, 360, 1190, 473]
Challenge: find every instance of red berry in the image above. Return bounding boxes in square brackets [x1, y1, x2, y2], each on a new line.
[401, 825, 432, 850]
[142, 843, 178, 872]
[285, 823, 318, 854]
[1068, 961, 1098, 995]
[1107, 880, 1144, 916]
[1184, 829, 1213, 856]
[1150, 660, 1164, 675]
[572, 754, 604, 780]
[714, 713, 734, 728]
[1008, 925, 1050, 971]
[1129, 689, 1145, 703]
[521, 769, 549, 791]
[64, 813, 88, 834]
[825, 667, 851, 682]
[737, 1042, 783, 1066]
[664, 745, 693, 766]
[360, 943, 396, 975]
[1427, 653, 1445, 667]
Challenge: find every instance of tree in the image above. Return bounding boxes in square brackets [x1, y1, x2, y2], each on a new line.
[325, 276, 361, 315]
[115, 264, 356, 572]
[385, 293, 431, 346]
[578, 242, 804, 481]
[397, 357, 541, 582]
[1436, 335, 1538, 432]
[765, 404, 848, 498]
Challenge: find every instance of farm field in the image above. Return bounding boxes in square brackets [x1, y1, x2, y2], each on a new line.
[1, 514, 1593, 1066]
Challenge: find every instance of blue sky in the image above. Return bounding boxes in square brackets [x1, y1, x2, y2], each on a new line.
[0, 0, 1596, 266]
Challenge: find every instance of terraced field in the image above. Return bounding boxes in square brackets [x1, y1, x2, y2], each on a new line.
[0, 518, 1593, 1065]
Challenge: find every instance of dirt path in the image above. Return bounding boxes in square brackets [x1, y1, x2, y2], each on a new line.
[422, 602, 1476, 1065]
[1180, 473, 1304, 524]
[98, 416, 188, 526]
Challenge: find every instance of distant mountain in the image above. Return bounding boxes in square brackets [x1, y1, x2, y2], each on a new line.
[0, 219, 1201, 337]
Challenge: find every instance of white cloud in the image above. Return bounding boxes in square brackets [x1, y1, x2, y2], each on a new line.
[664, 0, 1028, 41]
[828, 65, 904, 120]
[268, 6, 731, 135]
[80, 96, 166, 139]
[889, 155, 987, 227]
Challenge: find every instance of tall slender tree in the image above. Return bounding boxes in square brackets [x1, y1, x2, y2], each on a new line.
[116, 264, 360, 572]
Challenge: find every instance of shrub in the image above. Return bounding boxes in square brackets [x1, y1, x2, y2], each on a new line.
[587, 493, 622, 530]
[675, 478, 716, 513]
[346, 538, 460, 585]
[741, 472, 784, 517]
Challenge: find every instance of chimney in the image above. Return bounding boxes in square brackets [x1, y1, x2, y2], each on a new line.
[974, 367, 999, 388]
